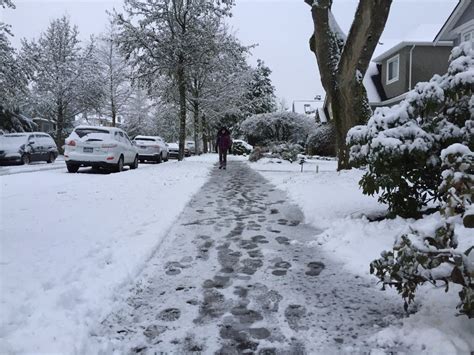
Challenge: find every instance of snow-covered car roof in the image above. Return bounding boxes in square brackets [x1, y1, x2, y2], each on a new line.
[3, 133, 29, 137]
[167, 143, 179, 149]
[73, 125, 124, 133]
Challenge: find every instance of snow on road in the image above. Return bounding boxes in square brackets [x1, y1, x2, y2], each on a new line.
[0, 156, 66, 176]
[250, 157, 474, 354]
[0, 155, 217, 353]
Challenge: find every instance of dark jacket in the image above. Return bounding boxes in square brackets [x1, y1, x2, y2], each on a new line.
[216, 128, 232, 151]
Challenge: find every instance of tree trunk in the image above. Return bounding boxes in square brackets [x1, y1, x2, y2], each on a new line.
[177, 57, 187, 161]
[111, 100, 116, 127]
[306, 0, 392, 170]
[193, 99, 200, 155]
[202, 114, 208, 153]
[56, 99, 65, 154]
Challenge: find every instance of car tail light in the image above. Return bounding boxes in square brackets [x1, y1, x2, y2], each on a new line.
[106, 156, 114, 160]
[67, 140, 76, 146]
[102, 143, 117, 148]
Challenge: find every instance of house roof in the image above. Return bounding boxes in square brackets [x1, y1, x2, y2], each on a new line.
[434, 0, 468, 43]
[363, 63, 382, 103]
[372, 41, 453, 63]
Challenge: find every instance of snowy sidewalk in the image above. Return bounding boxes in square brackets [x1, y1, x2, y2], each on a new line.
[93, 161, 402, 354]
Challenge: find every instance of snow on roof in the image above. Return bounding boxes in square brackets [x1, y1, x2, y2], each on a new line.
[363, 62, 381, 103]
[435, 0, 467, 42]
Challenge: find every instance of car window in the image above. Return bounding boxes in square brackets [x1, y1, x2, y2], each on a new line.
[135, 137, 156, 142]
[124, 133, 132, 145]
[74, 128, 110, 138]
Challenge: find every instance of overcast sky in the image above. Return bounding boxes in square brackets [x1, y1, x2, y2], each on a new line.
[1, 0, 457, 106]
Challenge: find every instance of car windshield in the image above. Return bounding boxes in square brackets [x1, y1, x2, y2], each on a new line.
[74, 128, 110, 138]
[135, 138, 156, 142]
[1, 134, 28, 145]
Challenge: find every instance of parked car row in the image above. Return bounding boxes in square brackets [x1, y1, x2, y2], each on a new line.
[0, 125, 254, 173]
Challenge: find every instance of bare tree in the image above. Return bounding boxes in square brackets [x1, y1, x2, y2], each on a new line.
[114, 0, 233, 160]
[96, 22, 132, 127]
[305, 0, 392, 170]
[21, 16, 104, 148]
[185, 26, 250, 153]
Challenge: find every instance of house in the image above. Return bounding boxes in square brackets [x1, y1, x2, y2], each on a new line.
[435, 0, 474, 46]
[321, 0, 470, 120]
[371, 41, 453, 106]
[32, 117, 56, 133]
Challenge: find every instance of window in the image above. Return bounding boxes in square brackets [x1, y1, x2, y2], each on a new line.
[386, 54, 399, 84]
[462, 29, 474, 44]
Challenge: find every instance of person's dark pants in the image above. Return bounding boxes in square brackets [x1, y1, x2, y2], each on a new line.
[219, 148, 228, 168]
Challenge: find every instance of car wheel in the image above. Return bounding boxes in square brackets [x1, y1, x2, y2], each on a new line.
[47, 152, 55, 164]
[164, 154, 168, 162]
[115, 155, 124, 172]
[157, 154, 162, 164]
[21, 154, 30, 165]
[66, 162, 79, 173]
[130, 155, 139, 169]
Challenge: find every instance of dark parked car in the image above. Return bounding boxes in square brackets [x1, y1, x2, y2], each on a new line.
[0, 132, 58, 165]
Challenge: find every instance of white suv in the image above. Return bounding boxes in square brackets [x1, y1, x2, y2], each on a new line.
[133, 135, 169, 163]
[64, 126, 139, 173]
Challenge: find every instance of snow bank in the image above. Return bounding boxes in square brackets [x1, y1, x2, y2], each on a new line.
[249, 158, 474, 354]
[0, 155, 217, 353]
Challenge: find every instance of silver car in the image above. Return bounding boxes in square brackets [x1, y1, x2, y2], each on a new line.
[133, 135, 169, 163]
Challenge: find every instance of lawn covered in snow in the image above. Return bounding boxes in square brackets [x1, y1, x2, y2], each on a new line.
[0, 155, 218, 353]
[250, 157, 474, 354]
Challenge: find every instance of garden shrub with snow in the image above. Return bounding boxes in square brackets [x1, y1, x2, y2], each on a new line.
[241, 111, 316, 147]
[306, 122, 336, 157]
[248, 146, 265, 162]
[268, 142, 303, 163]
[347, 43, 474, 218]
[370, 144, 473, 318]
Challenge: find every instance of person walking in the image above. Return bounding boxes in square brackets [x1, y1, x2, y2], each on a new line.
[215, 127, 232, 169]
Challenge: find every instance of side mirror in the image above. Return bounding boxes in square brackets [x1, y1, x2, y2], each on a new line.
[132, 141, 137, 146]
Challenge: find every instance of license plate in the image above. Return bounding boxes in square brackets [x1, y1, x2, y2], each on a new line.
[83, 147, 93, 153]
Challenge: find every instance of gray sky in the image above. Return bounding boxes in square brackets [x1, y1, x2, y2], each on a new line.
[1, 0, 457, 106]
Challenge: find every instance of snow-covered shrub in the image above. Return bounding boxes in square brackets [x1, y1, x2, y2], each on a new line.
[241, 111, 316, 147]
[347, 43, 474, 218]
[248, 146, 265, 162]
[370, 144, 473, 318]
[306, 122, 336, 157]
[268, 142, 303, 163]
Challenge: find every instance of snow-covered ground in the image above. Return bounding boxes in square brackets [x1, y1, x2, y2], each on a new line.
[0, 156, 66, 176]
[0, 155, 217, 353]
[250, 157, 474, 354]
